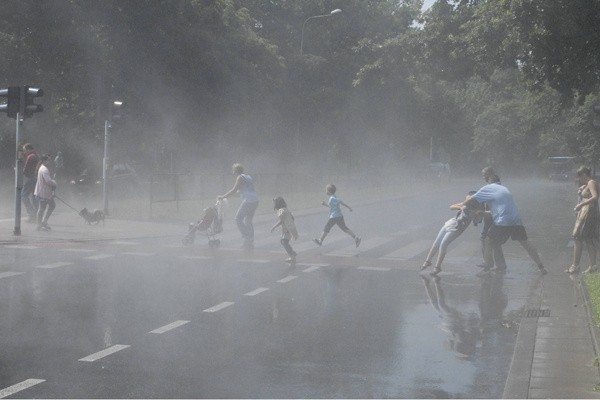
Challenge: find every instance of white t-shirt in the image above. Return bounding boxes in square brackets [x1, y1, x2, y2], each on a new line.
[34, 164, 56, 200]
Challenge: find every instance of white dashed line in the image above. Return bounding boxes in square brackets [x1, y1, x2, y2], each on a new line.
[79, 345, 130, 362]
[302, 266, 321, 273]
[84, 254, 114, 260]
[59, 248, 95, 253]
[244, 287, 269, 296]
[35, 262, 74, 269]
[357, 266, 391, 272]
[108, 241, 140, 245]
[277, 275, 297, 283]
[178, 255, 211, 260]
[0, 379, 45, 398]
[237, 259, 270, 264]
[121, 252, 156, 257]
[149, 320, 190, 334]
[5, 245, 39, 250]
[0, 271, 24, 280]
[380, 239, 431, 260]
[203, 302, 234, 313]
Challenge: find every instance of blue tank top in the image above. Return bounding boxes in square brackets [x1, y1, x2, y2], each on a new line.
[239, 174, 258, 202]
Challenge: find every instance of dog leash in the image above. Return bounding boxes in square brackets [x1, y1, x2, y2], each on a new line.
[53, 194, 80, 213]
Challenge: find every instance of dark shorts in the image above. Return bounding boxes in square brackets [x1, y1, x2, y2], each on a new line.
[324, 216, 348, 233]
[487, 224, 528, 244]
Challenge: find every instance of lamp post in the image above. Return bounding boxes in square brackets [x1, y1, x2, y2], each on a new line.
[300, 8, 342, 55]
[296, 9, 342, 153]
[102, 100, 122, 215]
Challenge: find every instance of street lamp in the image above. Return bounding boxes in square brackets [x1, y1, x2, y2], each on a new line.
[103, 100, 123, 215]
[300, 8, 342, 55]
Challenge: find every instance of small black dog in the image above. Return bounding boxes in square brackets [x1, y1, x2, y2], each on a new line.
[79, 208, 105, 225]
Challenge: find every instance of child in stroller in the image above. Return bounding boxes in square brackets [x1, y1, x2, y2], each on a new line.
[182, 199, 225, 247]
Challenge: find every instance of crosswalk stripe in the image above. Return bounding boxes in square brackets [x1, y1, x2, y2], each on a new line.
[203, 302, 234, 313]
[36, 262, 74, 269]
[302, 266, 321, 273]
[326, 237, 389, 256]
[79, 345, 130, 362]
[84, 254, 114, 260]
[244, 287, 269, 296]
[178, 255, 211, 260]
[380, 239, 431, 260]
[5, 245, 39, 249]
[237, 259, 270, 264]
[0, 271, 24, 279]
[108, 241, 140, 245]
[59, 248, 95, 253]
[149, 320, 189, 334]
[277, 275, 297, 283]
[121, 252, 156, 256]
[357, 266, 391, 272]
[0, 379, 45, 398]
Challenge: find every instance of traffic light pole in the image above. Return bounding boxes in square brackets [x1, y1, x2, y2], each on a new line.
[13, 112, 22, 236]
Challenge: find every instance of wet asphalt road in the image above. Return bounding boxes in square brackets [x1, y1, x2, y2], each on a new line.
[0, 179, 573, 398]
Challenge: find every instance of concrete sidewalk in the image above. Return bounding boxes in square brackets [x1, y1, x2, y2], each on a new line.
[1, 202, 600, 398]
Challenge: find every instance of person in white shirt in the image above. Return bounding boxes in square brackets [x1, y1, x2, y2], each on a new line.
[34, 155, 57, 231]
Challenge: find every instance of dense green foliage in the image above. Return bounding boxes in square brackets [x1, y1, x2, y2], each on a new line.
[1, 0, 600, 176]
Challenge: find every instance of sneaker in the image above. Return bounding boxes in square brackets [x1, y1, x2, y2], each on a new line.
[285, 256, 296, 263]
[313, 238, 322, 247]
[421, 260, 432, 271]
[355, 237, 361, 248]
[476, 263, 493, 269]
[429, 266, 441, 276]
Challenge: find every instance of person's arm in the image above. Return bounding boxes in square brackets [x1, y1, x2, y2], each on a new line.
[575, 180, 599, 211]
[450, 202, 462, 210]
[218, 175, 243, 200]
[340, 200, 353, 212]
[270, 219, 283, 232]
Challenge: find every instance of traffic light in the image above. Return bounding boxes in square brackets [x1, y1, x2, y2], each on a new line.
[23, 86, 43, 118]
[0, 87, 21, 118]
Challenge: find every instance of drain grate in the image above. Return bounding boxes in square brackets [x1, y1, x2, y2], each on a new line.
[523, 309, 551, 318]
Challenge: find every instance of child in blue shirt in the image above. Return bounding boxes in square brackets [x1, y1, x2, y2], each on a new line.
[313, 184, 361, 248]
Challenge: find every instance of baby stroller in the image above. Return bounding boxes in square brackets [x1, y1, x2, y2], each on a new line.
[182, 199, 225, 247]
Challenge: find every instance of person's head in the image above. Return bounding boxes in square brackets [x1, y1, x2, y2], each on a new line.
[482, 166, 496, 182]
[273, 196, 287, 210]
[489, 174, 500, 183]
[576, 166, 593, 184]
[232, 163, 244, 175]
[23, 143, 34, 152]
[326, 184, 336, 196]
[39, 154, 50, 165]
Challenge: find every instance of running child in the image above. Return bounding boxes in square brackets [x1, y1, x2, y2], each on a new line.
[270, 196, 299, 263]
[313, 184, 361, 248]
[421, 191, 483, 276]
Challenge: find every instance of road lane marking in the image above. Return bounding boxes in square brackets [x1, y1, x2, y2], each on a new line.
[84, 254, 114, 260]
[149, 320, 190, 334]
[121, 252, 156, 256]
[325, 237, 389, 256]
[0, 271, 24, 280]
[59, 248, 95, 253]
[237, 259, 270, 264]
[357, 266, 391, 272]
[244, 287, 269, 296]
[297, 263, 330, 268]
[292, 236, 349, 252]
[379, 239, 432, 260]
[5, 245, 39, 250]
[108, 241, 140, 245]
[203, 302, 234, 313]
[36, 262, 74, 269]
[302, 266, 321, 273]
[277, 275, 297, 283]
[0, 379, 45, 398]
[79, 345, 130, 362]
[178, 255, 211, 260]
